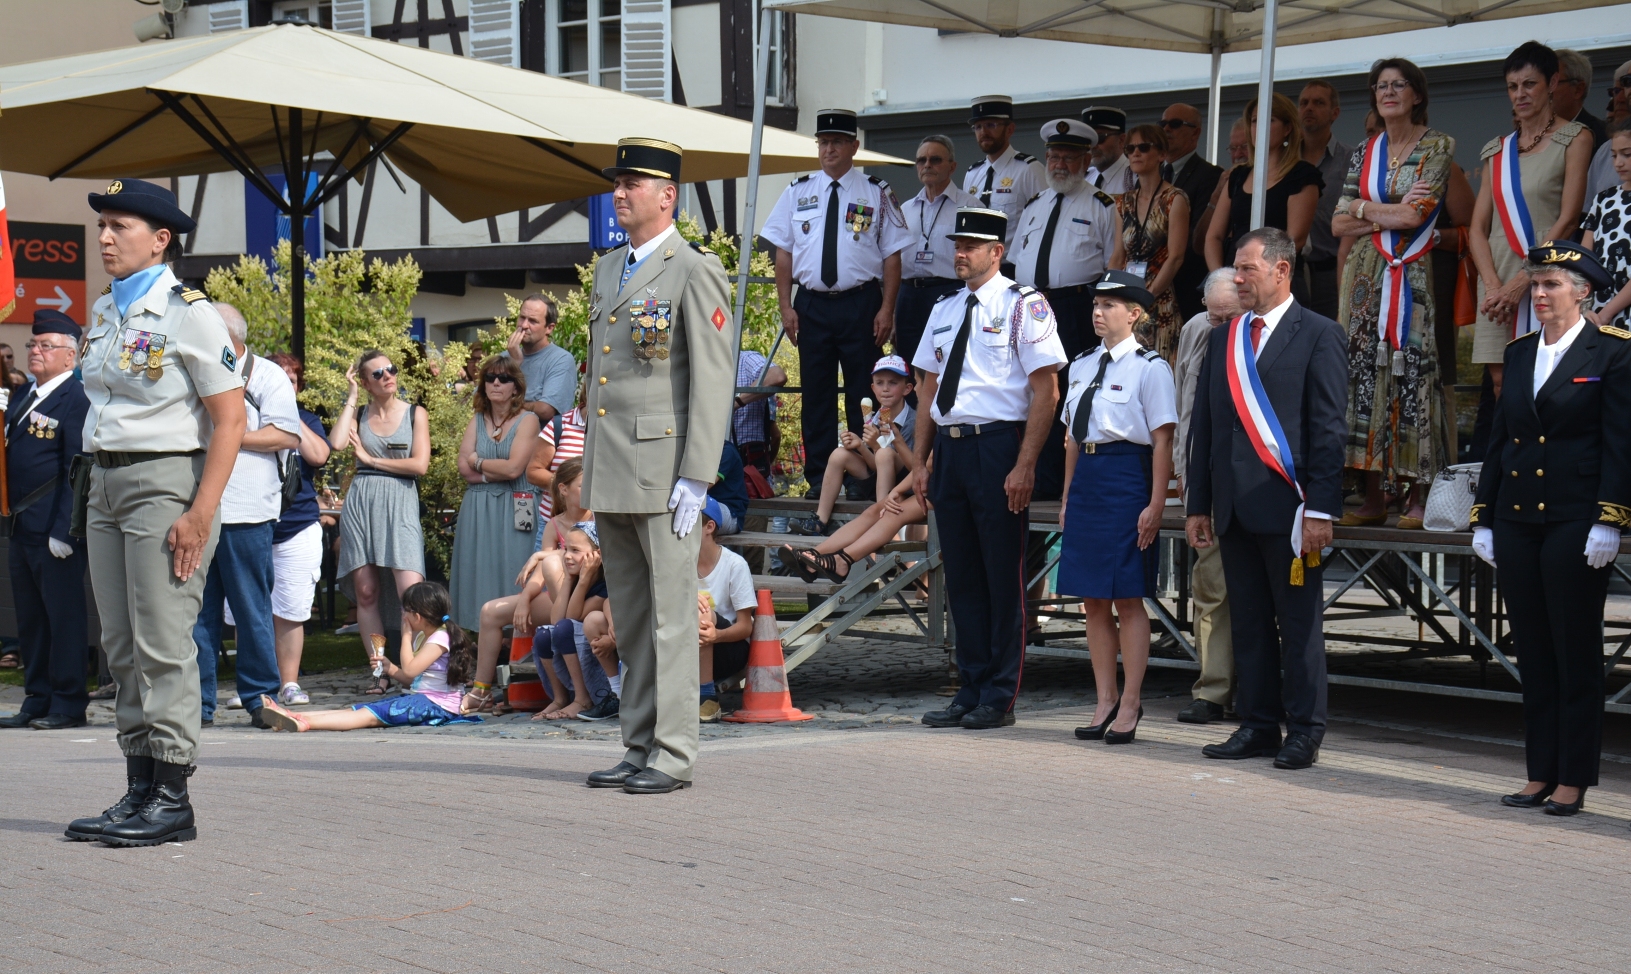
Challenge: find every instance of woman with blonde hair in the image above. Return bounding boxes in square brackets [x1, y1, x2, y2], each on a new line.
[1206, 92, 1324, 281]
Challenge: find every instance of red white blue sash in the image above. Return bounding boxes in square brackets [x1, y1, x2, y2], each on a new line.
[1226, 312, 1304, 556]
[1359, 133, 1441, 351]
[1489, 131, 1540, 338]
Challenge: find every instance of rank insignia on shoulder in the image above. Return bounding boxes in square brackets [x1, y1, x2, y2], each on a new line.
[173, 284, 206, 303]
[1507, 330, 1540, 345]
[1599, 325, 1631, 340]
[221, 346, 237, 371]
[100, 284, 112, 296]
[689, 241, 715, 256]
[1094, 190, 1115, 208]
[793, 173, 813, 184]
[1014, 152, 1036, 162]
[1138, 347, 1162, 362]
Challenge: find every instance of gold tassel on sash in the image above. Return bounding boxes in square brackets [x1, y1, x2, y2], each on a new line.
[1289, 548, 1323, 587]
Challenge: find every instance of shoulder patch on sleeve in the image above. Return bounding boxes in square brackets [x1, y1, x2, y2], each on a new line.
[1094, 190, 1115, 208]
[172, 284, 206, 304]
[1599, 325, 1631, 340]
[221, 346, 238, 371]
[1507, 330, 1540, 345]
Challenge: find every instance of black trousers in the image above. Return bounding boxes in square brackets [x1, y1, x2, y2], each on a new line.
[795, 283, 883, 486]
[9, 538, 90, 719]
[894, 278, 961, 362]
[1035, 283, 1101, 500]
[1218, 520, 1328, 739]
[931, 427, 1030, 712]
[1495, 518, 1610, 787]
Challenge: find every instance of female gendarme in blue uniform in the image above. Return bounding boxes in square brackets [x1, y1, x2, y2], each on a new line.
[1057, 270, 1177, 746]
[1471, 240, 1631, 818]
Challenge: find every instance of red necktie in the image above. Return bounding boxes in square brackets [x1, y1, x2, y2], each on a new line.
[1250, 316, 1265, 353]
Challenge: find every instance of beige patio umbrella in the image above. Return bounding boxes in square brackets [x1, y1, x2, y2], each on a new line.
[0, 22, 905, 353]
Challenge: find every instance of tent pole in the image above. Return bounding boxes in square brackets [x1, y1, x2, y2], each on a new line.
[732, 5, 774, 346]
[288, 105, 307, 360]
[1206, 11, 1223, 165]
[1249, 0, 1277, 230]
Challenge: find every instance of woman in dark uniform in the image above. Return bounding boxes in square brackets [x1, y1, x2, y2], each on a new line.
[1058, 270, 1178, 745]
[1470, 241, 1630, 817]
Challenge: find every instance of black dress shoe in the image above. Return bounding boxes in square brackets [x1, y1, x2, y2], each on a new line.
[1543, 788, 1587, 817]
[0, 711, 42, 729]
[1500, 785, 1557, 808]
[30, 714, 87, 730]
[1273, 732, 1321, 770]
[99, 761, 196, 846]
[1202, 726, 1282, 760]
[1176, 699, 1226, 724]
[959, 704, 1015, 729]
[586, 761, 642, 788]
[623, 768, 692, 794]
[1074, 701, 1121, 740]
[1103, 707, 1143, 745]
[65, 756, 154, 841]
[922, 702, 974, 728]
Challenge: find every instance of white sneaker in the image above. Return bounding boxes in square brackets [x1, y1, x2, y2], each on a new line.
[279, 683, 310, 706]
[224, 695, 244, 710]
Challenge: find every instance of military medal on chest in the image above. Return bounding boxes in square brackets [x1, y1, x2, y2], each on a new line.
[119, 328, 168, 380]
[844, 201, 875, 240]
[629, 298, 674, 361]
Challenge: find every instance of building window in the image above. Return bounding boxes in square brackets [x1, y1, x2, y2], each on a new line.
[555, 0, 621, 89]
[270, 0, 333, 28]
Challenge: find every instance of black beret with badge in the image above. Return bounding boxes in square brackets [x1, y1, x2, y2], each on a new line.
[1041, 118, 1098, 150]
[946, 207, 1007, 242]
[968, 95, 1015, 123]
[815, 109, 859, 137]
[1095, 269, 1156, 311]
[32, 308, 81, 340]
[1081, 106, 1128, 133]
[1527, 239, 1614, 292]
[602, 137, 683, 181]
[87, 178, 197, 234]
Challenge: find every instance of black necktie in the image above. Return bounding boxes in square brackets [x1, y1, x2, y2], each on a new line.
[1034, 194, 1065, 291]
[821, 180, 841, 288]
[936, 294, 980, 417]
[8, 389, 38, 438]
[1095, 171, 1105, 189]
[980, 167, 995, 207]
[1161, 161, 1175, 184]
[1070, 352, 1114, 444]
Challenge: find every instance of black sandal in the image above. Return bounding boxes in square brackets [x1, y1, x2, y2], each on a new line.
[781, 544, 819, 582]
[807, 550, 855, 584]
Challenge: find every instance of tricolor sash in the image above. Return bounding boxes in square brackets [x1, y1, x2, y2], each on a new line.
[1359, 133, 1441, 351]
[1489, 131, 1540, 338]
[1226, 312, 1305, 558]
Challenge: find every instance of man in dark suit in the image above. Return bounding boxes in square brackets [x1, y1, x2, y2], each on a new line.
[0, 310, 92, 730]
[1184, 228, 1347, 770]
[1161, 104, 1224, 322]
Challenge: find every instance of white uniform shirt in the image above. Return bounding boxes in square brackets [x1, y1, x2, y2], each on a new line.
[963, 146, 1048, 250]
[911, 273, 1067, 425]
[1533, 317, 1588, 398]
[1062, 335, 1179, 445]
[1095, 154, 1133, 195]
[222, 352, 302, 525]
[762, 166, 913, 292]
[82, 266, 243, 453]
[901, 182, 981, 280]
[1010, 184, 1119, 289]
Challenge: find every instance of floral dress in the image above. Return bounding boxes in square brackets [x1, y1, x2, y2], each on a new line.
[1336, 129, 1455, 490]
[1117, 182, 1186, 362]
[1584, 186, 1631, 329]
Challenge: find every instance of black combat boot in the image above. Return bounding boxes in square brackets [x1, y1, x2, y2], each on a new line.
[98, 760, 196, 846]
[64, 755, 155, 841]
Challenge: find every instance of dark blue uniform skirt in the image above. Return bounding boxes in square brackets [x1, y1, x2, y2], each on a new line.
[1056, 441, 1157, 600]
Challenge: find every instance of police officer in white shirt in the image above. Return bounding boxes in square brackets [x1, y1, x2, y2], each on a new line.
[1084, 106, 1133, 195]
[898, 135, 981, 367]
[910, 208, 1067, 730]
[963, 96, 1047, 271]
[764, 109, 914, 493]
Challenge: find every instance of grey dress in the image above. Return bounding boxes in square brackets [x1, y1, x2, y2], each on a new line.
[448, 413, 538, 630]
[337, 402, 425, 578]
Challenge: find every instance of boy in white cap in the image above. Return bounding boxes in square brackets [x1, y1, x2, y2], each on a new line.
[794, 354, 917, 536]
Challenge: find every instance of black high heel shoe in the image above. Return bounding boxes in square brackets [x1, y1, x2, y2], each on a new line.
[1074, 701, 1120, 741]
[1103, 706, 1144, 745]
[1543, 787, 1587, 816]
[1500, 784, 1556, 808]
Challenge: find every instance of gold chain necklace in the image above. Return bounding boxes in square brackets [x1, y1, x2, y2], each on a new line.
[1519, 114, 1555, 154]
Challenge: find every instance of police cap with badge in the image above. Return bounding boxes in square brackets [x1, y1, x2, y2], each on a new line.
[1094, 269, 1155, 311]
[1041, 118, 1098, 150]
[87, 178, 197, 234]
[1526, 239, 1615, 292]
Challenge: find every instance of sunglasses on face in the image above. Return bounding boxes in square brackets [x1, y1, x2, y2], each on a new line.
[1126, 142, 1158, 154]
[370, 364, 399, 380]
[484, 373, 516, 385]
[915, 155, 947, 166]
[1160, 119, 1196, 130]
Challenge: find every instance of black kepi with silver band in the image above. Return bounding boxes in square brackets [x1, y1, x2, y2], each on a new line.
[815, 109, 859, 136]
[968, 95, 1015, 123]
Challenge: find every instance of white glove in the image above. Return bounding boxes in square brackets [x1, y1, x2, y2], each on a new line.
[48, 538, 73, 559]
[667, 476, 709, 539]
[0, 388, 10, 412]
[1471, 527, 1496, 568]
[1585, 524, 1621, 569]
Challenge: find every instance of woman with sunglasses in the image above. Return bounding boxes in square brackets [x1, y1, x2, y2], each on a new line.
[1115, 123, 1189, 363]
[448, 355, 540, 631]
[330, 349, 431, 690]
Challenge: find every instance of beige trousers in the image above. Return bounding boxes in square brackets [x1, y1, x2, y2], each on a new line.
[87, 455, 220, 766]
[597, 511, 701, 780]
[1190, 540, 1235, 706]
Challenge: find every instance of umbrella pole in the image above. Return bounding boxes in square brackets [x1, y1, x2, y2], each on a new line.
[731, 5, 774, 346]
[288, 106, 307, 361]
[1248, 0, 1278, 230]
[1206, 11, 1223, 166]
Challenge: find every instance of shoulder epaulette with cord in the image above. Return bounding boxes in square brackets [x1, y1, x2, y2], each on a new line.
[1599, 324, 1631, 340]
[172, 283, 206, 304]
[1094, 190, 1115, 208]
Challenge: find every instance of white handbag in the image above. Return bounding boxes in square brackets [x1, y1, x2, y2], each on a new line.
[1422, 462, 1482, 532]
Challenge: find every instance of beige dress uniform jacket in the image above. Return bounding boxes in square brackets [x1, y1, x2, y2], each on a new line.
[581, 230, 737, 781]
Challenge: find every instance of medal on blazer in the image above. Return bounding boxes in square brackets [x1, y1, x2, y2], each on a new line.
[629, 299, 674, 360]
[845, 201, 875, 239]
[120, 329, 167, 376]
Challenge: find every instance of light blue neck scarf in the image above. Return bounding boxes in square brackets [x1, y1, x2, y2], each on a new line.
[112, 264, 167, 319]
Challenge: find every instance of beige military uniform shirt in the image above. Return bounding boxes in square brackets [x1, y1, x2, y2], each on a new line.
[580, 226, 739, 514]
[81, 266, 242, 452]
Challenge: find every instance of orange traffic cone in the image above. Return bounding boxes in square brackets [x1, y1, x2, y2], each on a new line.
[510, 632, 534, 664]
[723, 590, 813, 723]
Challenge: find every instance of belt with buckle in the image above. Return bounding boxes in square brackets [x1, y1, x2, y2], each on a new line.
[1077, 440, 1152, 455]
[93, 450, 204, 469]
[940, 420, 1023, 439]
[906, 277, 961, 289]
[805, 279, 881, 298]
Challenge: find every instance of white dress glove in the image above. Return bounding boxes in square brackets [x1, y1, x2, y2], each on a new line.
[0, 388, 10, 413]
[1471, 527, 1496, 568]
[667, 476, 709, 539]
[48, 538, 73, 559]
[1585, 523, 1621, 569]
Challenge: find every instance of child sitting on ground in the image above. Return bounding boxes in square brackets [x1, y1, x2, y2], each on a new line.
[794, 355, 916, 536]
[531, 521, 616, 721]
[696, 498, 759, 722]
[260, 582, 479, 731]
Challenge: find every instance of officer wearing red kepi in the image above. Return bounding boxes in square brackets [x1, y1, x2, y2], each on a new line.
[911, 207, 1067, 729]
